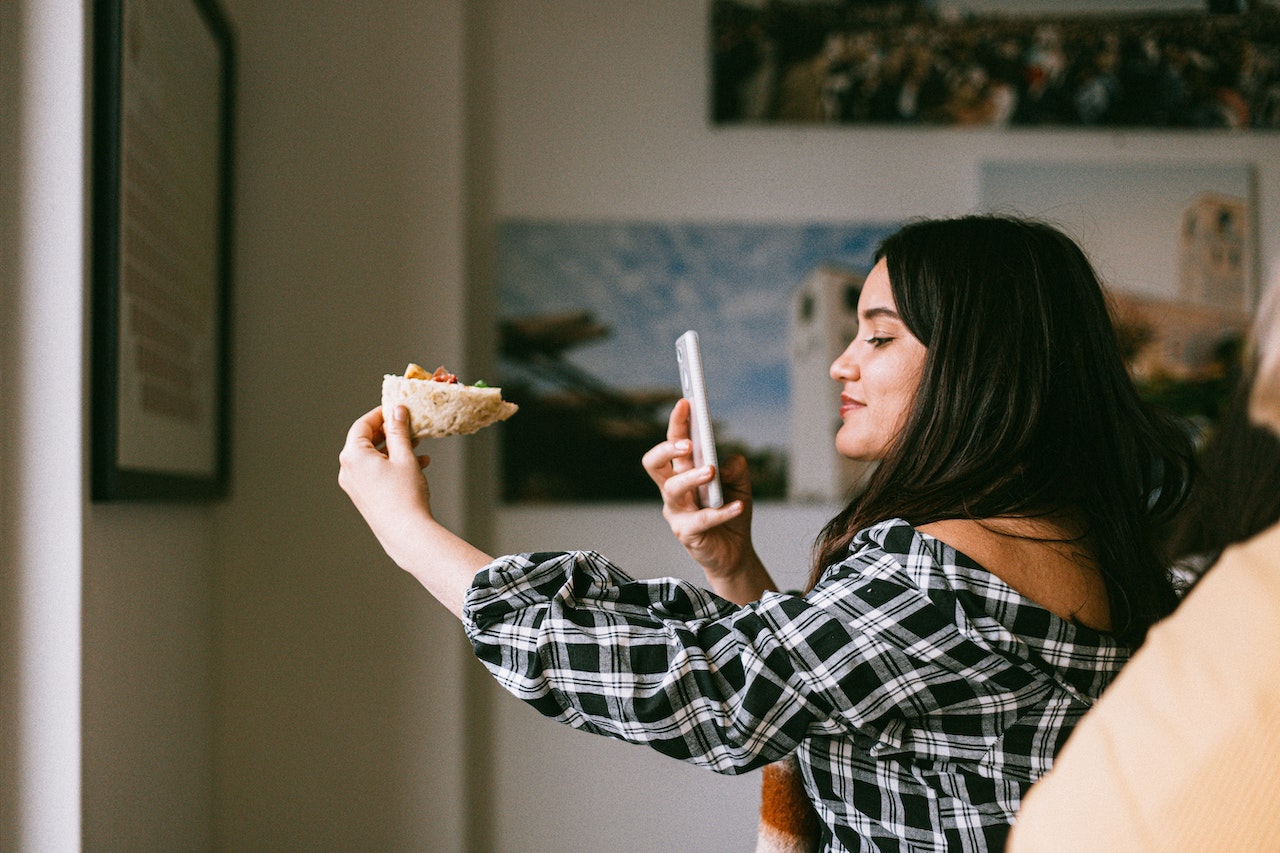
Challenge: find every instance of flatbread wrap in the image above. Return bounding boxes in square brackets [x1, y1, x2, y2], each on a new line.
[381, 364, 518, 438]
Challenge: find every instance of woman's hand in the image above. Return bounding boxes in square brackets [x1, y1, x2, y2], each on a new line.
[642, 400, 775, 603]
[338, 405, 491, 617]
[339, 405, 435, 566]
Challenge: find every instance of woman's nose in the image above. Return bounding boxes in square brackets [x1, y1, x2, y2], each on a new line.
[830, 341, 859, 382]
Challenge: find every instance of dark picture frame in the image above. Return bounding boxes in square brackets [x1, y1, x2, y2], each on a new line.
[91, 0, 235, 501]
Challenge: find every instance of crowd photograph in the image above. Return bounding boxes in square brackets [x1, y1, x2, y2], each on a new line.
[713, 0, 1280, 128]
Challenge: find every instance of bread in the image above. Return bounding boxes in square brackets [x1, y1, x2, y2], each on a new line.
[381, 364, 518, 438]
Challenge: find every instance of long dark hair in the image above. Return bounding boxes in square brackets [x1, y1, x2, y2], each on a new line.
[810, 215, 1194, 646]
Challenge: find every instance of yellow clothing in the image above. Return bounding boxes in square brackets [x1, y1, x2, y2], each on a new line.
[1008, 521, 1280, 852]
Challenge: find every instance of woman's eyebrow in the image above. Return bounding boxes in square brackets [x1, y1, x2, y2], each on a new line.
[859, 306, 902, 322]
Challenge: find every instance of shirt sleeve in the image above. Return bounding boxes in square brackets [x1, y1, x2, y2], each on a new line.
[462, 546, 1053, 776]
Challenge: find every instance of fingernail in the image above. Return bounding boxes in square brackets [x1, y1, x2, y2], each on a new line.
[674, 440, 690, 452]
[393, 405, 407, 422]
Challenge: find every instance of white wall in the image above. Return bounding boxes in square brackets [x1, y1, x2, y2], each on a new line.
[6, 2, 479, 851]
[210, 1, 474, 850]
[81, 508, 216, 850]
[485, 1, 1280, 851]
[1, 1, 86, 849]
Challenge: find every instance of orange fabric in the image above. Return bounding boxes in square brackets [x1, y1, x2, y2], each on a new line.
[756, 755, 819, 853]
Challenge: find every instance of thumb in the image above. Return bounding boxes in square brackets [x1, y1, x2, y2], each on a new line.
[384, 405, 418, 459]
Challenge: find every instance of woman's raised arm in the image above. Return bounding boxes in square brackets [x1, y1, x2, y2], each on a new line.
[338, 404, 492, 618]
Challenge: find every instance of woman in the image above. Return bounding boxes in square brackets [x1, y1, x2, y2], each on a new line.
[339, 215, 1192, 851]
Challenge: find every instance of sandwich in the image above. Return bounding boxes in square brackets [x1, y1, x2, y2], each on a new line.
[381, 363, 518, 438]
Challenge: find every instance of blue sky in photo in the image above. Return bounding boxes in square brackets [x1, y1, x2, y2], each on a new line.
[498, 219, 899, 451]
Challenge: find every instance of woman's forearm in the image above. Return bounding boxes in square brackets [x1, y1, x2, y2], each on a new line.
[380, 513, 493, 619]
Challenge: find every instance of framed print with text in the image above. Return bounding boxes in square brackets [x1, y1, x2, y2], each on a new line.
[91, 0, 235, 500]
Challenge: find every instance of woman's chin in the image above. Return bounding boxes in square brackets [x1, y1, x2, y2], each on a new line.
[835, 440, 881, 463]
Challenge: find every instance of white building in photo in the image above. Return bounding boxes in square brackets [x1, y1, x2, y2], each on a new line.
[1179, 191, 1251, 312]
[788, 264, 876, 502]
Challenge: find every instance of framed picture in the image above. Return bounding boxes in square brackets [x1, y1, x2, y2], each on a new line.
[90, 0, 236, 501]
[497, 219, 899, 504]
[711, 0, 1279, 129]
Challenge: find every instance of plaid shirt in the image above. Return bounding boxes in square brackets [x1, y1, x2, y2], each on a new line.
[463, 518, 1130, 852]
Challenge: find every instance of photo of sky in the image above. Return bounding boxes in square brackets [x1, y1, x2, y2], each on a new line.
[497, 219, 899, 452]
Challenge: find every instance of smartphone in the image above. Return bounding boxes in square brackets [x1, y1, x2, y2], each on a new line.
[675, 330, 724, 508]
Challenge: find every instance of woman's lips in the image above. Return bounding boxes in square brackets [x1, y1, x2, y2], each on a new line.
[839, 394, 864, 417]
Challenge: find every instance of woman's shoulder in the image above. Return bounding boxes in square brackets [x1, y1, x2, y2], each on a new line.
[849, 516, 929, 554]
[843, 517, 1117, 636]
[840, 517, 981, 588]
[831, 518, 1128, 688]
[915, 516, 1112, 632]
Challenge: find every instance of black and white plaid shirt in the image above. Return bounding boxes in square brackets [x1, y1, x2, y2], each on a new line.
[463, 518, 1130, 852]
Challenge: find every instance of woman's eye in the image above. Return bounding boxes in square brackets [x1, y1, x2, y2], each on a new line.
[865, 336, 891, 348]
